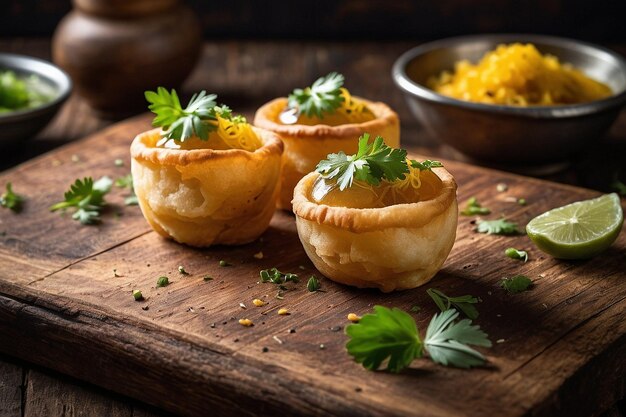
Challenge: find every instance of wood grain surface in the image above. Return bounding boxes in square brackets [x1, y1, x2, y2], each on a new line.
[0, 114, 624, 417]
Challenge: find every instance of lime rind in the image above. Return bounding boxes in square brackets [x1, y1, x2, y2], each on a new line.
[526, 193, 624, 259]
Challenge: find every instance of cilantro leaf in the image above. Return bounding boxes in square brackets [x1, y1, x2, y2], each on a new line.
[0, 183, 24, 212]
[50, 176, 112, 224]
[504, 247, 528, 262]
[288, 72, 344, 118]
[260, 268, 299, 285]
[345, 306, 423, 373]
[461, 196, 491, 216]
[500, 275, 533, 294]
[307, 275, 321, 292]
[316, 134, 408, 190]
[427, 288, 479, 320]
[410, 160, 443, 171]
[424, 309, 491, 368]
[145, 88, 218, 142]
[475, 218, 520, 235]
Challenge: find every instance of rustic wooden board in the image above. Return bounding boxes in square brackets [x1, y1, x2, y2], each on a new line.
[0, 114, 624, 417]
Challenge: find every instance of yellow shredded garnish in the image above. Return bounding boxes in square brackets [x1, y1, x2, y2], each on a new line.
[335, 88, 374, 123]
[239, 318, 254, 327]
[347, 313, 361, 323]
[214, 114, 262, 151]
[429, 43, 611, 106]
[252, 299, 266, 307]
[277, 308, 290, 315]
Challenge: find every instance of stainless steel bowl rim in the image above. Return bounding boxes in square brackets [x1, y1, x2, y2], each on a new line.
[0, 52, 72, 122]
[392, 34, 626, 118]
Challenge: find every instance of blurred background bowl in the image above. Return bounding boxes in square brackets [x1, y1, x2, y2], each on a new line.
[0, 53, 71, 145]
[392, 34, 626, 171]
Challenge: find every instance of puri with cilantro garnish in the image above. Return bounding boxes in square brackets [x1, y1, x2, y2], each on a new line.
[292, 135, 457, 292]
[130, 88, 283, 247]
[254, 72, 400, 210]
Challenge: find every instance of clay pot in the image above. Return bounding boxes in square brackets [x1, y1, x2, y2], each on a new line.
[52, 0, 202, 116]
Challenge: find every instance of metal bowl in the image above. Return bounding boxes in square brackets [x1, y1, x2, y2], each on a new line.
[392, 34, 626, 169]
[0, 53, 72, 144]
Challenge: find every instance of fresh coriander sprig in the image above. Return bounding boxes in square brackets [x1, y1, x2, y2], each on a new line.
[427, 288, 479, 320]
[475, 218, 520, 235]
[288, 72, 345, 118]
[410, 160, 443, 171]
[0, 183, 24, 212]
[260, 268, 299, 285]
[316, 134, 408, 190]
[345, 306, 490, 372]
[461, 197, 491, 216]
[50, 177, 112, 224]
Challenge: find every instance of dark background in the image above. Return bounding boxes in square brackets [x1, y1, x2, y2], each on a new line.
[2, 0, 626, 41]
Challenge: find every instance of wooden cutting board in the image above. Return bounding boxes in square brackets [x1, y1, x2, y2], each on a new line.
[0, 114, 624, 417]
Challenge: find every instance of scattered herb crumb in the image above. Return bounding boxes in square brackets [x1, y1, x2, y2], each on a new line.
[260, 268, 299, 285]
[496, 339, 505, 344]
[347, 313, 361, 323]
[0, 183, 24, 212]
[113, 269, 120, 277]
[141, 305, 149, 311]
[517, 198, 526, 206]
[461, 196, 491, 216]
[505, 247, 528, 262]
[239, 318, 253, 327]
[275, 291, 285, 300]
[298, 265, 306, 270]
[203, 276, 213, 281]
[307, 275, 321, 292]
[475, 218, 520, 235]
[410, 305, 421, 313]
[278, 308, 290, 315]
[500, 275, 533, 294]
[219, 260, 231, 267]
[156, 276, 169, 288]
[178, 265, 189, 275]
[132, 290, 143, 301]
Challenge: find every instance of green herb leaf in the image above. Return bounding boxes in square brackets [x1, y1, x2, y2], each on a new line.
[260, 268, 299, 285]
[50, 177, 112, 224]
[505, 247, 528, 262]
[410, 160, 443, 171]
[461, 197, 491, 216]
[156, 276, 169, 288]
[427, 288, 479, 320]
[500, 275, 533, 294]
[203, 276, 213, 281]
[288, 72, 344, 118]
[146, 87, 222, 142]
[316, 134, 408, 190]
[0, 183, 24, 212]
[424, 309, 491, 368]
[219, 260, 231, 267]
[307, 275, 321, 292]
[132, 290, 143, 301]
[475, 218, 520, 235]
[345, 306, 423, 373]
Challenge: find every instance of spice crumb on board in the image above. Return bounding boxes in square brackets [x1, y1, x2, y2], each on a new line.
[252, 298, 266, 307]
[253, 251, 264, 259]
[239, 318, 254, 327]
[347, 313, 361, 323]
[496, 339, 505, 344]
[278, 308, 290, 315]
[273, 336, 283, 344]
[319, 344, 325, 350]
[239, 302, 247, 309]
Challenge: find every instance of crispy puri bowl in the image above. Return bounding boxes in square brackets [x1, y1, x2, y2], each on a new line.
[292, 167, 457, 292]
[254, 97, 400, 211]
[130, 128, 283, 247]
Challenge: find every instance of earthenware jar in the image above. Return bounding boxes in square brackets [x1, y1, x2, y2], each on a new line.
[52, 0, 201, 116]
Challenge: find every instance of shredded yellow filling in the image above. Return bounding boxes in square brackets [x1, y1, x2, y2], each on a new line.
[214, 114, 261, 151]
[428, 43, 612, 106]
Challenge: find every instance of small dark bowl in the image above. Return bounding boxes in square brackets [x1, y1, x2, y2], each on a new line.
[0, 53, 72, 144]
[392, 34, 626, 170]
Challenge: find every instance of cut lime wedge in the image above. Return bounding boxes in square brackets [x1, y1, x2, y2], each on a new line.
[526, 193, 623, 260]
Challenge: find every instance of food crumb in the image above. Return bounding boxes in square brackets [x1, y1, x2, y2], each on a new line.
[273, 336, 283, 345]
[496, 339, 505, 344]
[252, 298, 266, 307]
[239, 302, 247, 309]
[496, 183, 508, 192]
[253, 251, 264, 260]
[319, 344, 325, 350]
[239, 318, 254, 327]
[278, 308, 290, 315]
[347, 313, 361, 323]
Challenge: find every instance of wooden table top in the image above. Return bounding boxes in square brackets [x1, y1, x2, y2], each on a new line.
[0, 38, 625, 417]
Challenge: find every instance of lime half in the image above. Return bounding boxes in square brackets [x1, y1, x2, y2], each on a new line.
[526, 193, 623, 260]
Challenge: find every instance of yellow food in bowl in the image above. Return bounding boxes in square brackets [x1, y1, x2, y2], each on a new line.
[428, 43, 612, 106]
